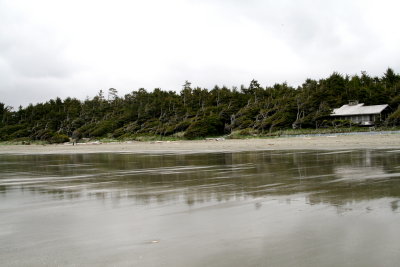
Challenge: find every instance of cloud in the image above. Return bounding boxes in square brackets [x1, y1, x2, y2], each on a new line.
[1, 0, 400, 108]
[0, 1, 78, 79]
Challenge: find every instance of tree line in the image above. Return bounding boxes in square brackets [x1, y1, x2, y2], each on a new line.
[1, 68, 400, 143]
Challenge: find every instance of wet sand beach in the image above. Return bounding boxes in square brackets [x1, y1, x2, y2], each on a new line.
[2, 136, 400, 266]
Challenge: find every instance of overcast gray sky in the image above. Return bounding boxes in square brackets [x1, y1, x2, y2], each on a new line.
[1, 0, 400, 108]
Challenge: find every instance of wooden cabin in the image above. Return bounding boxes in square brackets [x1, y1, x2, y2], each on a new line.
[331, 101, 389, 126]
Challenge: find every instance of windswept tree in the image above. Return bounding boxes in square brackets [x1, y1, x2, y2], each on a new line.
[1, 68, 400, 142]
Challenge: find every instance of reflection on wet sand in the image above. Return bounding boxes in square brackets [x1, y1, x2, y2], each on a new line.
[1, 150, 400, 208]
[1, 150, 400, 267]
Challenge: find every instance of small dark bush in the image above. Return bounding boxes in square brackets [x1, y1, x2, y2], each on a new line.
[71, 130, 82, 140]
[332, 119, 352, 127]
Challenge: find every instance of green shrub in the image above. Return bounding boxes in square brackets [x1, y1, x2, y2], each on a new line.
[89, 121, 116, 137]
[30, 129, 70, 143]
[71, 118, 85, 129]
[238, 128, 257, 136]
[163, 120, 191, 136]
[163, 125, 175, 136]
[49, 133, 70, 144]
[77, 123, 96, 137]
[174, 120, 191, 132]
[124, 122, 141, 133]
[33, 129, 54, 141]
[238, 119, 253, 129]
[136, 119, 160, 134]
[112, 127, 126, 138]
[184, 116, 224, 139]
[386, 107, 400, 126]
[10, 128, 30, 139]
[0, 124, 27, 140]
[172, 131, 185, 138]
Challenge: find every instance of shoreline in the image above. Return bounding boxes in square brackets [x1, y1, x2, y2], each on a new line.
[0, 134, 399, 154]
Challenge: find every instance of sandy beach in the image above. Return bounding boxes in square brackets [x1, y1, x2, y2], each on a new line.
[0, 134, 400, 154]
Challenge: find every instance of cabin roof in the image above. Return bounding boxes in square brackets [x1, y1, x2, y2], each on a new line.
[331, 103, 388, 116]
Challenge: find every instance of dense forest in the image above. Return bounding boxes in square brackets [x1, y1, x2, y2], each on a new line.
[1, 69, 400, 143]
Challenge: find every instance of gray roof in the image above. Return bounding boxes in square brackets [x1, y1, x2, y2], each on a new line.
[331, 103, 388, 116]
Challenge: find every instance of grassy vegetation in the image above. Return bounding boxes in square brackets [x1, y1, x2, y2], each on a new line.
[227, 126, 400, 139]
[2, 124, 400, 145]
[2, 126, 399, 145]
[0, 139, 48, 145]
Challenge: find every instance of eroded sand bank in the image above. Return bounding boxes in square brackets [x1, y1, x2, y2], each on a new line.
[1, 134, 400, 154]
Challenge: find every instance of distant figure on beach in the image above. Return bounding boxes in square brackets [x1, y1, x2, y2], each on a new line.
[71, 130, 82, 146]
